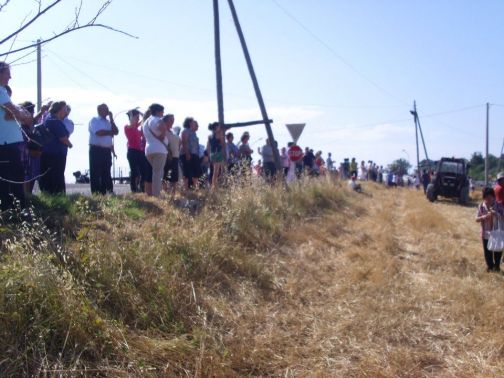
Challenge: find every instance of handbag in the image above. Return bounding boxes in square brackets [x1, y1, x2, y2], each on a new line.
[488, 217, 504, 252]
[27, 123, 54, 151]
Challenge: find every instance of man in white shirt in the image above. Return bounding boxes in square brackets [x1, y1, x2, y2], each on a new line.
[88, 103, 118, 194]
[63, 104, 74, 135]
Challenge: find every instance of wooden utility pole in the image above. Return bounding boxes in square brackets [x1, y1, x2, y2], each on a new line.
[227, 0, 282, 170]
[36, 39, 42, 111]
[413, 101, 420, 175]
[485, 102, 490, 186]
[416, 109, 429, 163]
[213, 0, 225, 128]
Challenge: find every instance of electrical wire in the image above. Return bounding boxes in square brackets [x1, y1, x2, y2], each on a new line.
[45, 49, 408, 110]
[270, 0, 409, 106]
[45, 55, 88, 90]
[45, 50, 114, 92]
[317, 103, 486, 133]
[10, 57, 39, 67]
[7, 48, 36, 65]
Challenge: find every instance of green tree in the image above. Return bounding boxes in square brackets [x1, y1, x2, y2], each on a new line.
[468, 152, 501, 180]
[388, 158, 411, 176]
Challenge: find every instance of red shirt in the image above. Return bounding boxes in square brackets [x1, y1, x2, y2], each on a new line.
[495, 183, 504, 205]
[124, 124, 144, 151]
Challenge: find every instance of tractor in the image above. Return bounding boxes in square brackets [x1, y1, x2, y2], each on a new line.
[426, 158, 470, 205]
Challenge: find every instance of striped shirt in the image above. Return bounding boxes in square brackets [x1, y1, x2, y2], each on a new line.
[477, 202, 504, 239]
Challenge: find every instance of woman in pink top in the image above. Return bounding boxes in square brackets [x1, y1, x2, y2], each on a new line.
[476, 187, 504, 272]
[124, 109, 149, 192]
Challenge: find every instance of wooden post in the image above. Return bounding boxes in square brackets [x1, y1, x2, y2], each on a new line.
[213, 0, 225, 129]
[227, 0, 282, 170]
[485, 102, 490, 186]
[413, 101, 422, 176]
[36, 39, 42, 111]
[415, 108, 429, 163]
[412, 101, 420, 176]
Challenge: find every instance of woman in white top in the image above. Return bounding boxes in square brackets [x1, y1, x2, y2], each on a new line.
[143, 103, 168, 197]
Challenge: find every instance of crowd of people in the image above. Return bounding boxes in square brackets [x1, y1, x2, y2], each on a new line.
[1, 62, 347, 212]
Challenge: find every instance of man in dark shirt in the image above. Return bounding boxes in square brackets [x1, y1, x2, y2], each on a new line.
[303, 147, 315, 175]
[421, 170, 431, 194]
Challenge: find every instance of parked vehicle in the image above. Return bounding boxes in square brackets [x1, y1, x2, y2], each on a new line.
[426, 158, 470, 204]
[73, 170, 90, 184]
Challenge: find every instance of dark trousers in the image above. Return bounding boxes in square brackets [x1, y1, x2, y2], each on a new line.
[483, 238, 503, 271]
[127, 148, 147, 192]
[0, 142, 25, 211]
[39, 153, 66, 194]
[89, 145, 113, 195]
[263, 161, 277, 181]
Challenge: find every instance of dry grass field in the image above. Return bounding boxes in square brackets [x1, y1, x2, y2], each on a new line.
[1, 179, 503, 377]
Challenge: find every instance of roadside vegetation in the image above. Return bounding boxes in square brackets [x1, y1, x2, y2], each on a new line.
[0, 177, 348, 376]
[1, 179, 502, 376]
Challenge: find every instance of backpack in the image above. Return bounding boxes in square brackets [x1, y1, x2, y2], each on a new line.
[27, 123, 54, 152]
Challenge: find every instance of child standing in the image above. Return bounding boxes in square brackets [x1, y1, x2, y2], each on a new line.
[476, 187, 504, 272]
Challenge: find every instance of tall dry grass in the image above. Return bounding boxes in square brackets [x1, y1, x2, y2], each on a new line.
[2, 180, 503, 376]
[0, 176, 350, 376]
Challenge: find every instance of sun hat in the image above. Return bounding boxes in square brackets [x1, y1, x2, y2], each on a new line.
[497, 172, 504, 180]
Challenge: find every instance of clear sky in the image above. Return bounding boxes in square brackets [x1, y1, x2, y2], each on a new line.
[2, 0, 504, 180]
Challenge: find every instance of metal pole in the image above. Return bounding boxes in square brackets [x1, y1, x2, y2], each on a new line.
[227, 0, 282, 170]
[485, 102, 490, 186]
[36, 39, 42, 111]
[213, 0, 225, 129]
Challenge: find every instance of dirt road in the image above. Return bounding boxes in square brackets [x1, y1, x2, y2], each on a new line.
[222, 185, 504, 377]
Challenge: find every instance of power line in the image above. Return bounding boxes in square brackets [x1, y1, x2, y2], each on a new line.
[316, 103, 486, 133]
[44, 49, 409, 110]
[7, 48, 36, 65]
[45, 50, 114, 92]
[419, 104, 485, 119]
[10, 57, 39, 67]
[45, 55, 88, 90]
[270, 0, 408, 106]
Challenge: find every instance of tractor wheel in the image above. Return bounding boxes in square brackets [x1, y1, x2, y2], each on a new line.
[426, 184, 437, 202]
[459, 186, 470, 205]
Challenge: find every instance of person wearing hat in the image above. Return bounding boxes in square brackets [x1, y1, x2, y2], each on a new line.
[494, 172, 504, 205]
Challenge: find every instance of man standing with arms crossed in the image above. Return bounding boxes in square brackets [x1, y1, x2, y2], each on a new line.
[88, 103, 118, 194]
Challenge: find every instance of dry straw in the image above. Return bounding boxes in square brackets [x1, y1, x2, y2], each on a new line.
[1, 180, 502, 376]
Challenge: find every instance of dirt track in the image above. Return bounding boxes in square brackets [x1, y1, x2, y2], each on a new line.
[220, 185, 504, 377]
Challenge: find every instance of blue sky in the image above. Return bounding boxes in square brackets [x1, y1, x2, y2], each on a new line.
[2, 0, 504, 180]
